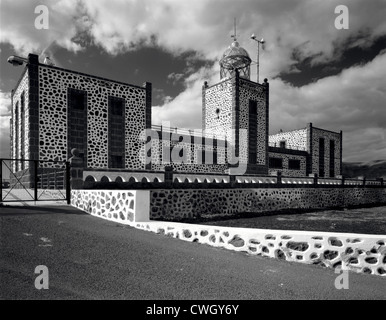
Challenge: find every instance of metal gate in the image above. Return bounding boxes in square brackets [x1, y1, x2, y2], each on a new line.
[0, 158, 70, 204]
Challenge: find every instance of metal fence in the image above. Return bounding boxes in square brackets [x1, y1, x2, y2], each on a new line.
[1, 158, 70, 203]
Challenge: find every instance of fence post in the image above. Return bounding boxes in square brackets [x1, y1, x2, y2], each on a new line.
[309, 173, 318, 185]
[66, 161, 71, 204]
[229, 174, 236, 187]
[164, 165, 173, 187]
[0, 159, 3, 204]
[68, 148, 84, 190]
[276, 171, 282, 185]
[34, 160, 38, 201]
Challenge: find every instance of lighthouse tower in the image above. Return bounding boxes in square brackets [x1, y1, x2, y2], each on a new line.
[202, 36, 269, 175]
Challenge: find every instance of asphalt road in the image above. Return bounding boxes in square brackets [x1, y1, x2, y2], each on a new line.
[0, 204, 385, 300]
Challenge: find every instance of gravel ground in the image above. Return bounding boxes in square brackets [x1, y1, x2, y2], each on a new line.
[198, 205, 386, 235]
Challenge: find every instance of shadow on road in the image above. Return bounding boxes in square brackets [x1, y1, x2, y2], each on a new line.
[0, 204, 87, 216]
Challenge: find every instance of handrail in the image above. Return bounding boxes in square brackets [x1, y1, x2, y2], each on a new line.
[268, 142, 307, 151]
[151, 125, 228, 140]
[82, 168, 384, 185]
[151, 125, 205, 137]
[0, 158, 67, 164]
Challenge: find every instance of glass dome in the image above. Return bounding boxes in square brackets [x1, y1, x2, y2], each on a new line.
[220, 41, 251, 80]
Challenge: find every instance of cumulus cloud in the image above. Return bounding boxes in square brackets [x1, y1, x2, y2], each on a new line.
[2, 0, 386, 71]
[1, 0, 385, 161]
[76, 0, 386, 80]
[153, 65, 217, 128]
[268, 52, 386, 162]
[167, 72, 185, 85]
[0, 0, 89, 58]
[153, 50, 386, 161]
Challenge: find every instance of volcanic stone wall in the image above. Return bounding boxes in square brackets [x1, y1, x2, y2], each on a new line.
[203, 78, 233, 138]
[38, 65, 147, 169]
[71, 188, 386, 277]
[311, 127, 342, 177]
[149, 131, 228, 173]
[268, 151, 307, 177]
[203, 76, 269, 173]
[269, 128, 308, 150]
[149, 187, 386, 221]
[239, 79, 268, 166]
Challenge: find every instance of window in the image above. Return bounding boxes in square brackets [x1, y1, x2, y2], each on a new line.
[279, 141, 286, 149]
[108, 96, 125, 169]
[329, 140, 335, 177]
[319, 138, 325, 177]
[201, 149, 206, 164]
[248, 100, 258, 164]
[289, 159, 301, 170]
[213, 150, 218, 165]
[69, 89, 86, 110]
[249, 152, 257, 164]
[77, 152, 85, 162]
[20, 92, 25, 113]
[269, 157, 283, 169]
[200, 149, 215, 165]
[20, 92, 25, 167]
[249, 100, 257, 114]
[110, 155, 123, 168]
[68, 88, 87, 163]
[109, 97, 124, 116]
[215, 108, 220, 119]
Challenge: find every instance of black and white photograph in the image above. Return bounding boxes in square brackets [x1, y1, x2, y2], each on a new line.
[0, 0, 385, 308]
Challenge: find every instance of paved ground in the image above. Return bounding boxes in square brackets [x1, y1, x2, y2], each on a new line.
[0, 203, 385, 301]
[200, 206, 386, 235]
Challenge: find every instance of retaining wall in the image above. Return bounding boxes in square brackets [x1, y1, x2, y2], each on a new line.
[71, 187, 386, 277]
[136, 221, 386, 277]
[149, 187, 386, 221]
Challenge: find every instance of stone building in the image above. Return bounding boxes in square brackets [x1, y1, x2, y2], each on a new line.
[10, 53, 151, 173]
[10, 39, 342, 179]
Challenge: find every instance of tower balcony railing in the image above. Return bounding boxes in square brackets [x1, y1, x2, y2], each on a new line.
[151, 125, 229, 141]
[151, 125, 205, 137]
[268, 142, 307, 152]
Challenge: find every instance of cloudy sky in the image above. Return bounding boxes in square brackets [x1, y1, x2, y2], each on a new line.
[0, 0, 385, 163]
